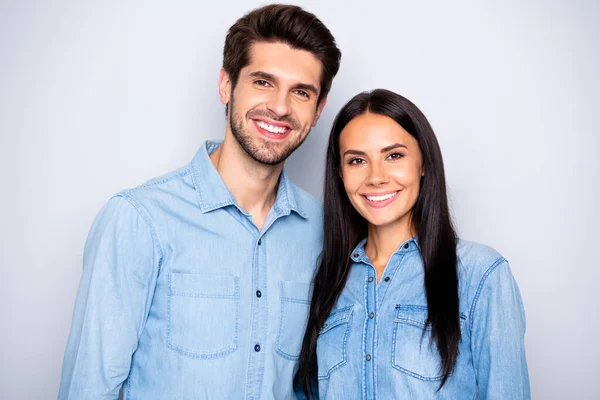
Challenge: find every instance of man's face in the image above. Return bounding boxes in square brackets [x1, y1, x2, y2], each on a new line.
[219, 41, 327, 165]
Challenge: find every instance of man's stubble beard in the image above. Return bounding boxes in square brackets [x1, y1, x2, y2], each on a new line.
[228, 93, 312, 166]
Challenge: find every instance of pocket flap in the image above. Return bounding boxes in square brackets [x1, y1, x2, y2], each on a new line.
[393, 305, 428, 328]
[394, 305, 466, 329]
[320, 306, 353, 334]
[280, 280, 312, 304]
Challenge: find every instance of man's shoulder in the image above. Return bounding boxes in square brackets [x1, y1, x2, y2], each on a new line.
[117, 165, 194, 204]
[288, 181, 323, 219]
[89, 164, 197, 240]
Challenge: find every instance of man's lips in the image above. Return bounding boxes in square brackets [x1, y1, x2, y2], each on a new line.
[252, 117, 293, 130]
[252, 119, 292, 139]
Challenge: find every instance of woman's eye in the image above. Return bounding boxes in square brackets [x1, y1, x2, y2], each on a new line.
[348, 158, 365, 165]
[387, 152, 404, 160]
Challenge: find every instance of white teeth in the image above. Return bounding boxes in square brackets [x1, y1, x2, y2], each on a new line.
[365, 192, 398, 202]
[257, 120, 287, 134]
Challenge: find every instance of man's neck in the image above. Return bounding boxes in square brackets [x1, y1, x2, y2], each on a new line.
[209, 134, 283, 230]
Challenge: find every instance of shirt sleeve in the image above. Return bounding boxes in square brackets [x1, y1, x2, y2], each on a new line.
[58, 195, 161, 399]
[470, 259, 531, 400]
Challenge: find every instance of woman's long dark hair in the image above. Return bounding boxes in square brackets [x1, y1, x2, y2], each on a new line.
[298, 89, 459, 397]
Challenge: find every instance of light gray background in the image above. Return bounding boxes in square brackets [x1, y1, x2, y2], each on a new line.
[1, 0, 598, 398]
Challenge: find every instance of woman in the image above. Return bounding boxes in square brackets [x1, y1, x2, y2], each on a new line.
[298, 89, 530, 399]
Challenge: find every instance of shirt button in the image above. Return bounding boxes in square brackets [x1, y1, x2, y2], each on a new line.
[256, 290, 262, 298]
[384, 276, 390, 282]
[404, 243, 409, 249]
[366, 354, 372, 361]
[353, 253, 359, 258]
[254, 344, 261, 352]
[258, 238, 262, 245]
[368, 276, 374, 283]
[369, 312, 374, 319]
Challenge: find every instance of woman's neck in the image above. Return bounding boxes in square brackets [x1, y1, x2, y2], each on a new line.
[365, 218, 415, 281]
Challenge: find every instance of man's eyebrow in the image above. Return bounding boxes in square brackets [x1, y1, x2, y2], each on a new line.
[294, 82, 319, 96]
[249, 71, 319, 95]
[249, 71, 277, 81]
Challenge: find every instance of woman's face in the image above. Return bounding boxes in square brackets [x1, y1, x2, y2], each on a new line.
[339, 112, 423, 231]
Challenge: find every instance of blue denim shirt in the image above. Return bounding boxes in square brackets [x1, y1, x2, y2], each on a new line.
[316, 238, 530, 399]
[59, 141, 323, 399]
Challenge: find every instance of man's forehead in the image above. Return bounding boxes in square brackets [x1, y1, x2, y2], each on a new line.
[243, 41, 322, 88]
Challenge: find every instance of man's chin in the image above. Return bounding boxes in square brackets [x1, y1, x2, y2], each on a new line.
[244, 139, 288, 165]
[231, 125, 300, 166]
[251, 152, 287, 166]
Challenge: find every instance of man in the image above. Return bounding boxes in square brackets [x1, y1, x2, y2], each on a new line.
[58, 4, 341, 399]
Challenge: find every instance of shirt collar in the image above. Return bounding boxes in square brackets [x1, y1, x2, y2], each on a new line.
[190, 140, 307, 218]
[350, 236, 420, 263]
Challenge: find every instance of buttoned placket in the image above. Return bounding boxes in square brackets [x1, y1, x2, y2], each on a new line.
[364, 263, 377, 400]
[353, 240, 414, 400]
[350, 251, 376, 400]
[243, 206, 290, 400]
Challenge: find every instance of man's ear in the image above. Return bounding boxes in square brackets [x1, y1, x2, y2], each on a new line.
[218, 68, 232, 105]
[312, 96, 328, 127]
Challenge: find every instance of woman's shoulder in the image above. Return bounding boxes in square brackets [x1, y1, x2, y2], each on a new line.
[456, 239, 504, 267]
[455, 239, 526, 343]
[456, 239, 511, 287]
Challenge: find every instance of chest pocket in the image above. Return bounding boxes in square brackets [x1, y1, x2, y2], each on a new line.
[392, 305, 467, 380]
[167, 272, 239, 359]
[276, 281, 312, 360]
[317, 306, 353, 380]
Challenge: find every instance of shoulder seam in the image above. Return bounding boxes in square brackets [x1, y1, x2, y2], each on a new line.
[114, 193, 165, 272]
[123, 168, 191, 194]
[468, 256, 506, 331]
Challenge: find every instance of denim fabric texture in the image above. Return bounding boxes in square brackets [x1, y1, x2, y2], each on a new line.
[315, 237, 530, 400]
[58, 141, 323, 399]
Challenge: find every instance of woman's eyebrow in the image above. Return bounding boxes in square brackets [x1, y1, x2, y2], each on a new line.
[380, 143, 407, 152]
[343, 143, 408, 157]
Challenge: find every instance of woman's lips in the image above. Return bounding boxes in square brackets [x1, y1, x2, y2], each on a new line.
[361, 190, 401, 208]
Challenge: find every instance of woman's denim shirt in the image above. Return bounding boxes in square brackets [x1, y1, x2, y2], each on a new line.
[315, 238, 530, 399]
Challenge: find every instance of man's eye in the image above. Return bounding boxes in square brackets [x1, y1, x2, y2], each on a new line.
[295, 90, 310, 98]
[255, 80, 271, 87]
